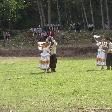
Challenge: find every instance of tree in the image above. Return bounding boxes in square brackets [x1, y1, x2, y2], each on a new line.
[37, 0, 46, 27]
[0, 0, 26, 30]
[0, 0, 112, 30]
[100, 0, 105, 30]
[90, 0, 95, 26]
[40, 0, 46, 26]
[48, 0, 51, 25]
[81, 0, 89, 27]
[57, 0, 61, 25]
[105, 0, 110, 29]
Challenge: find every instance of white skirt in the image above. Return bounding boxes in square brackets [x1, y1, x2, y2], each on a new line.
[39, 52, 50, 70]
[96, 51, 106, 66]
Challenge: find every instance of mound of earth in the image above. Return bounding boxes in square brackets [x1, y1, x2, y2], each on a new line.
[0, 47, 97, 57]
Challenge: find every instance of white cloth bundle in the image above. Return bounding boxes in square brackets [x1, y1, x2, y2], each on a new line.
[93, 35, 100, 39]
[38, 42, 46, 50]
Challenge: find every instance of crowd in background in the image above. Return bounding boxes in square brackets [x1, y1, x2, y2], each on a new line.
[29, 24, 61, 42]
[69, 22, 94, 32]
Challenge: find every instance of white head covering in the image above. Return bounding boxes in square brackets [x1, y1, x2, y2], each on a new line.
[93, 35, 100, 39]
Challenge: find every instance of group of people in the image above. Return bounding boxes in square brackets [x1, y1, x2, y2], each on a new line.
[3, 31, 11, 40]
[30, 24, 60, 42]
[38, 36, 57, 72]
[94, 35, 112, 70]
[38, 33, 112, 72]
[69, 22, 94, 32]
[69, 22, 81, 32]
[3, 31, 11, 47]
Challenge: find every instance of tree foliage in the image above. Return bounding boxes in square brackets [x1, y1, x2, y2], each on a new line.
[0, 0, 27, 22]
[0, 0, 112, 29]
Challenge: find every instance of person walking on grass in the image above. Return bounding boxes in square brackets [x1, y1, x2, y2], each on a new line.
[94, 35, 108, 70]
[106, 38, 112, 70]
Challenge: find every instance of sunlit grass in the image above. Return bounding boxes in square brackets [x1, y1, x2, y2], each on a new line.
[0, 57, 112, 112]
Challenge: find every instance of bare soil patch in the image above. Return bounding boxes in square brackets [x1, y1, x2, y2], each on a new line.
[0, 47, 97, 57]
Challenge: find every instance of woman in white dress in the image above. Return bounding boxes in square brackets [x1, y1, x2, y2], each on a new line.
[94, 35, 108, 69]
[39, 42, 50, 71]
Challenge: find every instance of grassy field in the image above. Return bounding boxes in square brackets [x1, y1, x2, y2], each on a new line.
[0, 57, 112, 112]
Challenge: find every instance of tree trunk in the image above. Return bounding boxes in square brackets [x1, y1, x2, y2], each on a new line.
[37, 0, 44, 27]
[81, 0, 89, 27]
[90, 0, 95, 26]
[57, 0, 61, 25]
[100, 0, 105, 30]
[105, 0, 110, 29]
[8, 19, 11, 31]
[9, 10, 12, 31]
[48, 0, 51, 25]
[64, 1, 68, 26]
[69, 9, 72, 24]
[40, 0, 46, 26]
[82, 11, 86, 30]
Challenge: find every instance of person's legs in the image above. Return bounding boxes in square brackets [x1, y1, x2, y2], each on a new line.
[106, 53, 111, 70]
[51, 68, 56, 72]
[107, 66, 110, 70]
[110, 53, 112, 70]
[50, 55, 53, 72]
[50, 54, 57, 72]
[100, 52, 106, 70]
[101, 66, 104, 70]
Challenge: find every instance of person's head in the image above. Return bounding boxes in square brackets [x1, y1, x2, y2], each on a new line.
[101, 38, 105, 42]
[101, 35, 106, 42]
[46, 36, 51, 42]
[106, 37, 111, 43]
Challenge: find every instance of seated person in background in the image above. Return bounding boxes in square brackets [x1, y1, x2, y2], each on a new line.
[5, 31, 11, 40]
[47, 29, 55, 37]
[37, 25, 42, 35]
[40, 30, 47, 41]
[75, 22, 81, 32]
[88, 24, 94, 31]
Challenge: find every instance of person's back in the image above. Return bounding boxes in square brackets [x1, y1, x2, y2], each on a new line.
[41, 46, 50, 56]
[47, 30, 54, 37]
[88, 24, 94, 31]
[107, 41, 112, 54]
[37, 25, 42, 34]
[39, 42, 50, 70]
[75, 22, 81, 32]
[5, 32, 10, 40]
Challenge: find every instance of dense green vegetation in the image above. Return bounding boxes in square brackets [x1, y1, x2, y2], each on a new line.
[0, 57, 112, 111]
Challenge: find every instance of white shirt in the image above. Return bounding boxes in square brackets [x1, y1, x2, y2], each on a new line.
[108, 42, 112, 52]
[96, 41, 107, 52]
[50, 40, 57, 55]
[41, 47, 50, 57]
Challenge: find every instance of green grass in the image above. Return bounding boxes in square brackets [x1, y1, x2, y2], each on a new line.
[0, 57, 112, 112]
